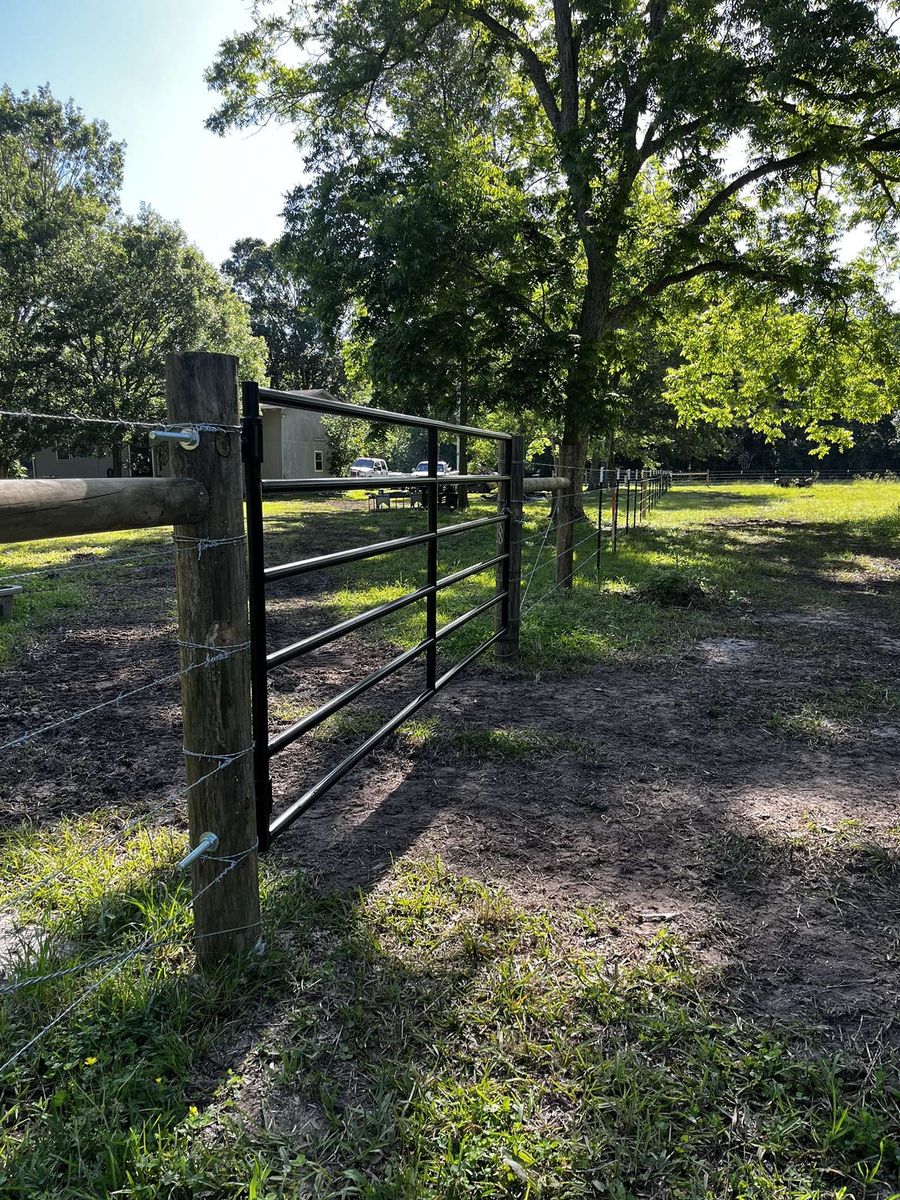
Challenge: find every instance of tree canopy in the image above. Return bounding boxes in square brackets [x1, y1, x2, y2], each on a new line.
[208, 0, 900, 575]
[0, 86, 266, 476]
[0, 85, 122, 474]
[208, 1, 900, 431]
[221, 237, 336, 391]
[53, 209, 267, 473]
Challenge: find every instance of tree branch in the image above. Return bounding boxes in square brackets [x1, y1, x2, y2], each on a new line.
[640, 116, 707, 161]
[610, 257, 796, 323]
[467, 6, 561, 132]
[687, 129, 900, 233]
[552, 0, 578, 131]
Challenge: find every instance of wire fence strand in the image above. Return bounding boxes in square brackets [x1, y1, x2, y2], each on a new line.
[0, 408, 240, 433]
[0, 842, 258, 1076]
[0, 643, 249, 755]
[0, 746, 253, 915]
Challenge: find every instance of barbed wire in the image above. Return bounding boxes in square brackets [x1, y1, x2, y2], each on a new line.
[0, 840, 258, 1076]
[0, 642, 249, 755]
[0, 408, 240, 434]
[172, 533, 247, 559]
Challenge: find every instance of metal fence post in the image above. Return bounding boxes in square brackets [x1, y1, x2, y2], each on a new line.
[596, 477, 603, 576]
[165, 352, 261, 964]
[496, 433, 523, 660]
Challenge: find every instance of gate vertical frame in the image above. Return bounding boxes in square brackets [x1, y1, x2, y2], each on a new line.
[495, 434, 523, 660]
[241, 380, 273, 852]
[425, 426, 439, 691]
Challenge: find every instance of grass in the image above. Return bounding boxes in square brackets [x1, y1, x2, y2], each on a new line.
[771, 682, 900, 742]
[261, 481, 900, 673]
[0, 836, 898, 1199]
[5, 480, 899, 672]
[0, 528, 172, 663]
[3, 481, 900, 1194]
[268, 700, 602, 764]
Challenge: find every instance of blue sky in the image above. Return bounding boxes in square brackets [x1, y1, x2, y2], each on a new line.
[0, 0, 301, 266]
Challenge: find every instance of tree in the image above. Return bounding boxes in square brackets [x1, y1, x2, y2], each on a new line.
[665, 274, 900, 455]
[277, 106, 570, 504]
[0, 85, 123, 475]
[208, 0, 900, 581]
[52, 208, 267, 473]
[221, 237, 339, 390]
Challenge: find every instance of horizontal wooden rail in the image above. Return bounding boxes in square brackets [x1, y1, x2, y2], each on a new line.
[523, 476, 568, 493]
[0, 477, 209, 544]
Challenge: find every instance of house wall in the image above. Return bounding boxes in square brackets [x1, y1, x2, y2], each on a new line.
[32, 448, 125, 479]
[261, 409, 284, 479]
[261, 407, 330, 478]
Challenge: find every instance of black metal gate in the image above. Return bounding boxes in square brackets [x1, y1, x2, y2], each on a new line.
[241, 383, 515, 850]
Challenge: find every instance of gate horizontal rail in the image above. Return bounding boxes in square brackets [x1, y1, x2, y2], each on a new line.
[264, 514, 504, 583]
[262, 473, 503, 492]
[242, 383, 518, 850]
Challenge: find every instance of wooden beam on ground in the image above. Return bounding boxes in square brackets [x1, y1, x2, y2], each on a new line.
[522, 475, 568, 494]
[0, 477, 209, 545]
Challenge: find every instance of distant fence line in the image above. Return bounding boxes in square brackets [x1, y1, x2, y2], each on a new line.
[669, 469, 899, 485]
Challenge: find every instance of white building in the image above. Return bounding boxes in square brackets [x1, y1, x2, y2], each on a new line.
[31, 446, 129, 478]
[260, 404, 331, 478]
[30, 403, 333, 481]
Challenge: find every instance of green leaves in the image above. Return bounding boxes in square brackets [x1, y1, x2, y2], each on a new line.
[0, 87, 124, 472]
[206, 1, 900, 451]
[664, 280, 900, 452]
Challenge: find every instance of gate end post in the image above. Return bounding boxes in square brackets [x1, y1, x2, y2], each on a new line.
[496, 433, 524, 662]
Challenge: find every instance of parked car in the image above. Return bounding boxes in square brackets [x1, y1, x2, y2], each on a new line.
[348, 457, 390, 478]
[413, 460, 456, 477]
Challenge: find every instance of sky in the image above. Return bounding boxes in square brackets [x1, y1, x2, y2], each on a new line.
[0, 0, 302, 266]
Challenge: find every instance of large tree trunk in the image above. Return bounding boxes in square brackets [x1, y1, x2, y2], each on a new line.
[555, 247, 608, 588]
[555, 425, 589, 588]
[456, 370, 469, 511]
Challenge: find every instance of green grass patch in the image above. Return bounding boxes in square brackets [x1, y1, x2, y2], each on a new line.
[4, 481, 900, 674]
[771, 681, 900, 742]
[1, 838, 898, 1198]
[269, 695, 600, 764]
[0, 528, 172, 664]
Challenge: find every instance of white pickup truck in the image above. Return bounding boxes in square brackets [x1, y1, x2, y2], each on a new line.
[348, 456, 391, 479]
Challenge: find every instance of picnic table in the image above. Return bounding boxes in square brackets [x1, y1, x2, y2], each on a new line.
[367, 489, 423, 511]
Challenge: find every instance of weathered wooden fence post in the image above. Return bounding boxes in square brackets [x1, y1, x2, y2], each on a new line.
[496, 433, 524, 660]
[165, 351, 261, 965]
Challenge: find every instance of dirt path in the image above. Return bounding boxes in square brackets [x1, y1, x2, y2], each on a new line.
[2, 508, 898, 1041]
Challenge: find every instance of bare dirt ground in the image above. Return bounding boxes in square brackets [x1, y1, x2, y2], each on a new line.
[3, 509, 898, 1044]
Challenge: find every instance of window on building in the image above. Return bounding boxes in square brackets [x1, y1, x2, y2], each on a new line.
[55, 447, 70, 461]
[314, 450, 324, 472]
